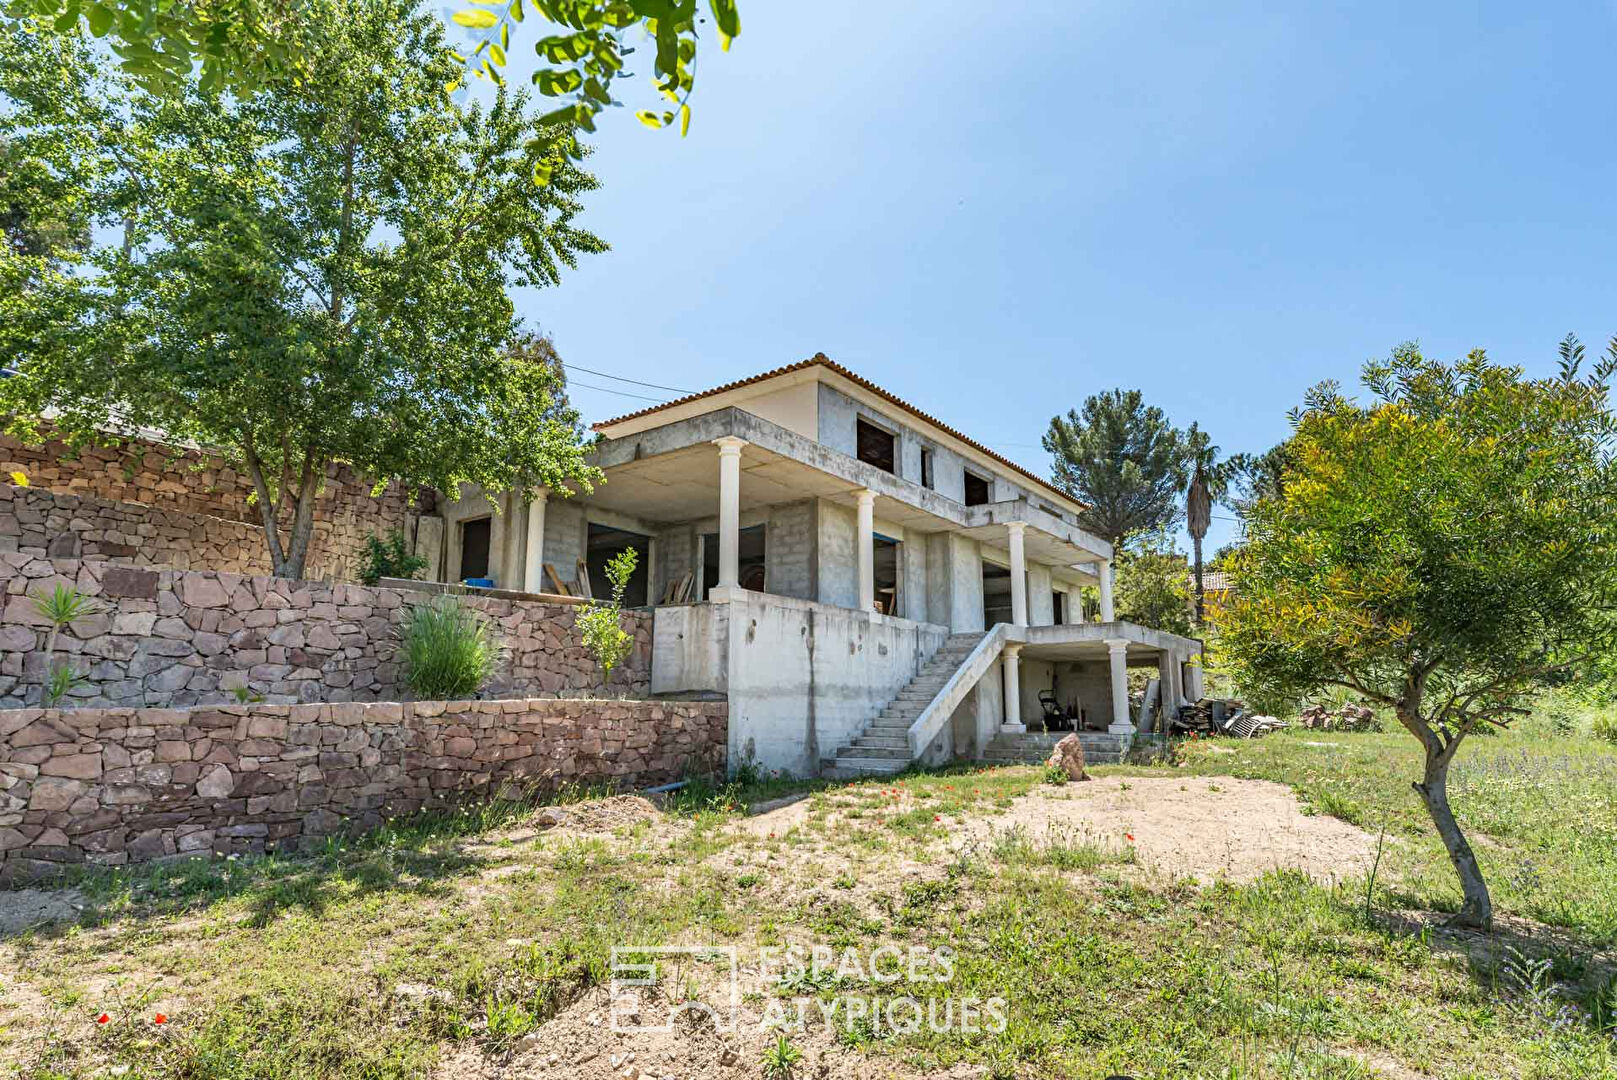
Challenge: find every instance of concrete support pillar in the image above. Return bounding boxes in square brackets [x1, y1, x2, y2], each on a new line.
[1001, 643, 1025, 733]
[1106, 637, 1133, 734]
[1165, 650, 1185, 713]
[522, 488, 549, 593]
[856, 488, 876, 612]
[1098, 559, 1116, 622]
[1007, 522, 1027, 627]
[715, 437, 747, 589]
[1064, 585, 1079, 626]
[1185, 658, 1205, 702]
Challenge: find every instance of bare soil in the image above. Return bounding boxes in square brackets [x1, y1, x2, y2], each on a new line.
[956, 775, 1383, 884]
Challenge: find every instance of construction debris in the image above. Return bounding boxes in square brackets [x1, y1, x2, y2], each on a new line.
[1298, 702, 1382, 732]
[1170, 699, 1287, 739]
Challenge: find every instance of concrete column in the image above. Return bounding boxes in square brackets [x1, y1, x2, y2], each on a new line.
[1063, 585, 1079, 626]
[1098, 559, 1116, 622]
[1007, 522, 1027, 627]
[1185, 658, 1205, 701]
[522, 488, 549, 593]
[1001, 643, 1025, 733]
[1165, 650, 1185, 713]
[856, 488, 876, 612]
[1106, 637, 1133, 734]
[715, 437, 747, 588]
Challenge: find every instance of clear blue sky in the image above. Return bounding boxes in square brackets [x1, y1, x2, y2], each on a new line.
[496, 2, 1617, 554]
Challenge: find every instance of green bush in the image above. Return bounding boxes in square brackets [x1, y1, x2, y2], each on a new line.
[401, 597, 498, 699]
[1593, 712, 1617, 744]
[359, 530, 429, 586]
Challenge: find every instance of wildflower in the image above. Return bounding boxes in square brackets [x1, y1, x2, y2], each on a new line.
[154, 1014, 168, 1025]
[1125, 833, 1135, 842]
[96, 1013, 110, 1026]
[768, 832, 776, 839]
[933, 815, 941, 822]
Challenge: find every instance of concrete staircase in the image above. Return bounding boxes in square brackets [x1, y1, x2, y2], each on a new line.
[977, 730, 1131, 767]
[819, 633, 986, 779]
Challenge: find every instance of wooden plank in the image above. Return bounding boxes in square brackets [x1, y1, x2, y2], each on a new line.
[543, 563, 571, 596]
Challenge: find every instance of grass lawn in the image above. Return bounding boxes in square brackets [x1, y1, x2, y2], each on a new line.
[2, 714, 1616, 1079]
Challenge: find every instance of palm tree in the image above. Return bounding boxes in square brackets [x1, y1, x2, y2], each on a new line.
[1184, 425, 1228, 628]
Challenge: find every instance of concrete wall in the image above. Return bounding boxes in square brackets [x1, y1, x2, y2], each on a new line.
[764, 500, 815, 601]
[737, 382, 819, 440]
[0, 697, 726, 877]
[1053, 661, 1114, 730]
[653, 591, 948, 777]
[815, 500, 859, 609]
[0, 556, 651, 708]
[925, 533, 984, 633]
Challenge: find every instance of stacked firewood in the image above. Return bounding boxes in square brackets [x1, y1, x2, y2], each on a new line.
[1298, 702, 1381, 732]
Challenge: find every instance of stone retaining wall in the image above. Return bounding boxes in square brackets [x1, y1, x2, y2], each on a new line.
[0, 698, 727, 877]
[0, 484, 273, 575]
[1, 431, 436, 583]
[0, 556, 652, 708]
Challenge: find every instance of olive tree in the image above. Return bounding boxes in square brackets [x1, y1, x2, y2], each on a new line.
[0, 3, 604, 578]
[1219, 340, 1617, 929]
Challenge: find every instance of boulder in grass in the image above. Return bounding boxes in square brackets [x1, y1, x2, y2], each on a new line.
[1046, 733, 1090, 782]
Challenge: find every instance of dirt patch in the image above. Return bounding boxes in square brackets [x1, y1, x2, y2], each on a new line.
[0, 888, 84, 937]
[536, 795, 662, 834]
[963, 776, 1383, 884]
[433, 984, 985, 1080]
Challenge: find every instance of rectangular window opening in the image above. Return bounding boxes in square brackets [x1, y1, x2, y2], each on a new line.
[964, 471, 991, 506]
[856, 418, 896, 474]
[920, 448, 934, 490]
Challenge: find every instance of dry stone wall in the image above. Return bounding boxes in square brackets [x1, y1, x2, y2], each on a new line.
[0, 485, 273, 574]
[0, 697, 727, 877]
[0, 431, 435, 582]
[0, 556, 652, 708]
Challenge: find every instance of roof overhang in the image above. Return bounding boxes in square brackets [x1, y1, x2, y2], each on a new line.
[578, 407, 1111, 567]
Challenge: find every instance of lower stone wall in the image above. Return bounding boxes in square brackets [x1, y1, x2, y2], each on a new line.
[0, 698, 727, 877]
[0, 556, 652, 708]
[0, 484, 273, 575]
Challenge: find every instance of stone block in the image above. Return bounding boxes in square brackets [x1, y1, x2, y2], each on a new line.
[102, 566, 159, 600]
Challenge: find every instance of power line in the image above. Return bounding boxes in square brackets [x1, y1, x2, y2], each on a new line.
[567, 379, 671, 403]
[564, 363, 697, 396]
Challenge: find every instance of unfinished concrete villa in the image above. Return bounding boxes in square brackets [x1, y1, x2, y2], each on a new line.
[438, 356, 1204, 778]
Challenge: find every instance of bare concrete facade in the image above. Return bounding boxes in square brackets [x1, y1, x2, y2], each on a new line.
[438, 356, 1202, 777]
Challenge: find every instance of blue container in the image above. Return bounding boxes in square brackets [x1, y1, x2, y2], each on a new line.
[463, 577, 495, 589]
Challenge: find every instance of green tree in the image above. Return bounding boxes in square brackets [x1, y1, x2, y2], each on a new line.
[1219, 340, 1617, 929]
[1183, 423, 1230, 628]
[1042, 390, 1189, 553]
[1224, 441, 1292, 520]
[3, 0, 739, 158]
[0, 0, 604, 579]
[1112, 531, 1193, 638]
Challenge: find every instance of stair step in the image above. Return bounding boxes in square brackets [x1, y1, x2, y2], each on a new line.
[837, 745, 908, 759]
[851, 735, 909, 749]
[820, 757, 908, 779]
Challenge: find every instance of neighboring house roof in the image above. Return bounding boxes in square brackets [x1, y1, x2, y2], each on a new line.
[592, 353, 1084, 513]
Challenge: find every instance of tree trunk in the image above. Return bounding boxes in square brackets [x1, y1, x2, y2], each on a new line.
[1413, 746, 1493, 930]
[1192, 536, 1205, 627]
[278, 456, 322, 581]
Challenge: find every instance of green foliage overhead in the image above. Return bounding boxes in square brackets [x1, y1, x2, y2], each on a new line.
[1219, 339, 1617, 929]
[402, 596, 500, 699]
[3, 0, 740, 171]
[1042, 389, 1190, 553]
[0, 3, 605, 579]
[1112, 532, 1193, 639]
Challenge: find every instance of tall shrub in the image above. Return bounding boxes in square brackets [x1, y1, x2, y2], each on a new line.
[401, 597, 498, 700]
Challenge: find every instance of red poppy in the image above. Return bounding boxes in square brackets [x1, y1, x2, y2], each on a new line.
[96, 1013, 110, 1026]
[933, 815, 941, 822]
[154, 1014, 168, 1025]
[1125, 833, 1135, 842]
